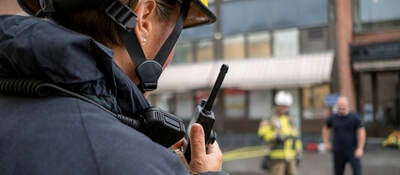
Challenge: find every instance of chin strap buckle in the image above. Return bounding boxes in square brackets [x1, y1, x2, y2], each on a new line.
[36, 0, 56, 17]
[105, 0, 137, 31]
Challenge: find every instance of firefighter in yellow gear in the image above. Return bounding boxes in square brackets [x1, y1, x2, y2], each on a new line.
[258, 91, 302, 175]
[383, 130, 400, 149]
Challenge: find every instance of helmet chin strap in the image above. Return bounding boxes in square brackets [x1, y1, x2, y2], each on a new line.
[118, 0, 190, 93]
[33, 0, 190, 93]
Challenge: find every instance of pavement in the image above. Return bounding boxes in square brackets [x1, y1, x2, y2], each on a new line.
[222, 145, 400, 175]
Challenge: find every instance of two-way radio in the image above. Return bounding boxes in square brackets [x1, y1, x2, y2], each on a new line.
[184, 64, 229, 162]
[0, 64, 229, 159]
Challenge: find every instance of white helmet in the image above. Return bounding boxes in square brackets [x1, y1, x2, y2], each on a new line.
[274, 91, 293, 106]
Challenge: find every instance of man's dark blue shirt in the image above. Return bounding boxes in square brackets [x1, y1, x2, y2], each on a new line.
[326, 112, 364, 154]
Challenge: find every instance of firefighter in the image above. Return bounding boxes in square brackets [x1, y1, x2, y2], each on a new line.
[258, 91, 302, 175]
[0, 0, 226, 174]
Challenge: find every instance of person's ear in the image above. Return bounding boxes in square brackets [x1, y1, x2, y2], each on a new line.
[134, 0, 156, 46]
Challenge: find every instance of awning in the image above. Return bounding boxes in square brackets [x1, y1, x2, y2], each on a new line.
[353, 59, 400, 72]
[155, 52, 334, 93]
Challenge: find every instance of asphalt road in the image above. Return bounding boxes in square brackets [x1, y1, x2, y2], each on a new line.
[222, 146, 400, 175]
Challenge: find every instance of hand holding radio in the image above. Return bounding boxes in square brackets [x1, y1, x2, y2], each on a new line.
[189, 123, 223, 173]
[140, 64, 228, 173]
[184, 64, 228, 162]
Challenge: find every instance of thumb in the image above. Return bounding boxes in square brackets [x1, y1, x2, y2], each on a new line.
[190, 123, 206, 160]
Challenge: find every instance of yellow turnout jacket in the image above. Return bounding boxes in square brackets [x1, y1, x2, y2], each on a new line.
[258, 115, 302, 160]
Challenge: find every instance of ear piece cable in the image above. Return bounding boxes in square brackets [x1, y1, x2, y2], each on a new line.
[0, 78, 186, 148]
[0, 79, 140, 128]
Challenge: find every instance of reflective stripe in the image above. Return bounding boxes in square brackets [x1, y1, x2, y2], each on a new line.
[201, 0, 208, 6]
[296, 139, 303, 151]
[258, 125, 276, 142]
[270, 137, 297, 160]
[269, 149, 297, 160]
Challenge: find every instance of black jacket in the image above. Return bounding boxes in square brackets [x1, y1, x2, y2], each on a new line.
[0, 15, 226, 175]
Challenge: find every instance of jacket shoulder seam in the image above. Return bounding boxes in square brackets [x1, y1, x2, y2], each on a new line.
[76, 101, 102, 175]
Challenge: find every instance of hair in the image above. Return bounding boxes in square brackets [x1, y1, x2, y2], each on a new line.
[26, 0, 180, 47]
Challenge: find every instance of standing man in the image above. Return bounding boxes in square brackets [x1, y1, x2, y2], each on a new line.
[258, 91, 302, 175]
[322, 96, 366, 175]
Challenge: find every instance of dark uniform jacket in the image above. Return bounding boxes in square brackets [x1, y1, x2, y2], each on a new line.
[326, 112, 364, 154]
[0, 15, 225, 175]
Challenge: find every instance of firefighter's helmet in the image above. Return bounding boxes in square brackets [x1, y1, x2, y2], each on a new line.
[17, 0, 216, 92]
[275, 91, 293, 107]
[17, 0, 216, 28]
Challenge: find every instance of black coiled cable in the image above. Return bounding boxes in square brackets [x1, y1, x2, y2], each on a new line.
[0, 79, 140, 128]
[0, 79, 53, 96]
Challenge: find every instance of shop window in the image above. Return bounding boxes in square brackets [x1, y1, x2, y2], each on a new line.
[249, 90, 273, 120]
[197, 39, 214, 62]
[273, 28, 299, 57]
[172, 42, 194, 64]
[353, 0, 400, 33]
[300, 27, 329, 54]
[248, 31, 272, 58]
[359, 72, 400, 127]
[359, 73, 373, 123]
[377, 73, 399, 125]
[175, 92, 194, 119]
[302, 85, 331, 120]
[224, 88, 246, 118]
[223, 34, 245, 60]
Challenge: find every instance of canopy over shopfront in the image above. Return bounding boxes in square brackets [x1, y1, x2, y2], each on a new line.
[156, 52, 334, 93]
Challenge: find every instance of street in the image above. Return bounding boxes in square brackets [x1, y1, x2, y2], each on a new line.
[223, 145, 400, 175]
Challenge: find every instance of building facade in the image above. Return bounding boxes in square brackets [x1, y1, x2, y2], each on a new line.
[149, 0, 336, 147]
[151, 0, 400, 145]
[345, 0, 400, 137]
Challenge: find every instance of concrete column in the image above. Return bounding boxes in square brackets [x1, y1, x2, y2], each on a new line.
[336, 0, 356, 111]
[213, 0, 223, 60]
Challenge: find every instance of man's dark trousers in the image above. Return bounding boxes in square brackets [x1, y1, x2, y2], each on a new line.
[333, 151, 361, 175]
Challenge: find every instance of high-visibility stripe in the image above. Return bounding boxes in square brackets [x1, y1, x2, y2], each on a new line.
[201, 0, 208, 6]
[269, 149, 297, 160]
